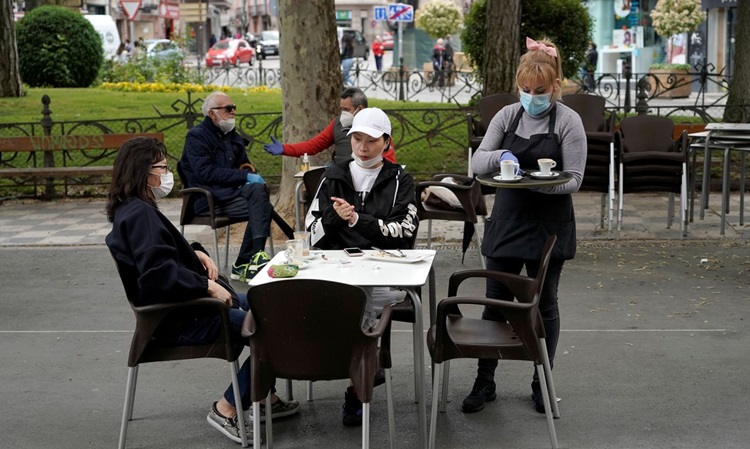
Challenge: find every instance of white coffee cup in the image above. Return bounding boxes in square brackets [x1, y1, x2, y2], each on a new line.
[500, 160, 520, 180]
[285, 239, 304, 265]
[537, 158, 557, 176]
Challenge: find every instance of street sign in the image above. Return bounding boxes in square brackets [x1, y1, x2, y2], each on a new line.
[374, 6, 387, 21]
[388, 3, 414, 22]
[158, 0, 179, 20]
[119, 0, 142, 21]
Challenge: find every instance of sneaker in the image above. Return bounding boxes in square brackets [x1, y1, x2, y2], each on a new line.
[245, 251, 271, 281]
[342, 386, 363, 427]
[207, 402, 254, 444]
[462, 378, 497, 413]
[230, 262, 249, 281]
[246, 398, 300, 423]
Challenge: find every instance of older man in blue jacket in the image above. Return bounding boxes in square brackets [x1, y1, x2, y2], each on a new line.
[180, 92, 272, 281]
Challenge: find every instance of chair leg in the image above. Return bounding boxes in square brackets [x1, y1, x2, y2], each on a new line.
[252, 401, 262, 448]
[118, 366, 138, 449]
[385, 368, 396, 449]
[212, 230, 220, 269]
[429, 362, 443, 449]
[536, 364, 559, 449]
[440, 360, 450, 413]
[682, 163, 689, 237]
[412, 320, 421, 403]
[667, 192, 675, 228]
[224, 226, 231, 268]
[362, 402, 371, 449]
[618, 163, 624, 233]
[599, 193, 606, 229]
[307, 381, 314, 402]
[126, 365, 138, 420]
[286, 379, 294, 401]
[473, 223, 485, 269]
[539, 338, 560, 419]
[229, 361, 249, 448]
[266, 393, 274, 449]
[426, 219, 433, 248]
[267, 236, 275, 258]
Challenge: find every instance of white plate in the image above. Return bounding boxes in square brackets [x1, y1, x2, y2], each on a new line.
[492, 175, 523, 183]
[364, 252, 430, 264]
[529, 171, 560, 179]
[302, 252, 319, 260]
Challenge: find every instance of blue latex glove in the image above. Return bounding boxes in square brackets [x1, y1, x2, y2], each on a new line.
[498, 151, 518, 165]
[246, 173, 265, 185]
[263, 136, 284, 156]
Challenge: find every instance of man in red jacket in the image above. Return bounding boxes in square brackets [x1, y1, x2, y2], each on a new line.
[263, 88, 396, 164]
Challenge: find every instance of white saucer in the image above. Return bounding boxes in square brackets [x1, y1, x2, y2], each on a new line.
[492, 175, 523, 183]
[529, 171, 560, 179]
[302, 253, 319, 260]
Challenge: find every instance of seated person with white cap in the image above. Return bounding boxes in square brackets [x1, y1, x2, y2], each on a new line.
[305, 107, 419, 427]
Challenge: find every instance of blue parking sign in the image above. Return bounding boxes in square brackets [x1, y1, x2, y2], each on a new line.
[388, 3, 413, 22]
[374, 6, 387, 21]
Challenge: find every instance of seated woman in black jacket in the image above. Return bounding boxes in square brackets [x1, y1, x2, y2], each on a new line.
[105, 137, 298, 444]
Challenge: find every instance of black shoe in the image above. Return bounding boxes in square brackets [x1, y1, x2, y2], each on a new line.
[531, 380, 545, 413]
[462, 378, 497, 413]
[374, 368, 386, 388]
[342, 386, 363, 427]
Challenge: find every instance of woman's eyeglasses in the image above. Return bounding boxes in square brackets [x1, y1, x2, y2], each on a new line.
[211, 104, 237, 113]
[151, 164, 170, 172]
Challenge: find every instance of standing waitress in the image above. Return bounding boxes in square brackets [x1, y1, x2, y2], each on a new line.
[463, 37, 587, 414]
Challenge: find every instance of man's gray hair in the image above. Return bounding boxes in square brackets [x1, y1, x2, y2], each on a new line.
[202, 92, 229, 117]
[341, 88, 368, 109]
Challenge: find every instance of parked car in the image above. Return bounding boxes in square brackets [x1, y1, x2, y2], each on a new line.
[257, 30, 279, 58]
[142, 39, 182, 61]
[381, 32, 393, 51]
[337, 27, 369, 59]
[205, 38, 255, 67]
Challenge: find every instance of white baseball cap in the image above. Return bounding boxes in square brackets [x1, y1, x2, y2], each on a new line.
[347, 107, 392, 138]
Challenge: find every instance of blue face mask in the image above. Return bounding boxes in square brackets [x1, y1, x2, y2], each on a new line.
[519, 91, 552, 116]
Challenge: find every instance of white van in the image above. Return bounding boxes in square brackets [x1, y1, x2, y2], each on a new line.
[83, 15, 121, 60]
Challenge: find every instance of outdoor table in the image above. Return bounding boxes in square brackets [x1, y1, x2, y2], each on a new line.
[476, 170, 573, 189]
[689, 124, 750, 235]
[248, 248, 437, 449]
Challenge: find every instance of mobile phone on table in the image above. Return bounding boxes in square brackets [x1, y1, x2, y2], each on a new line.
[344, 247, 364, 257]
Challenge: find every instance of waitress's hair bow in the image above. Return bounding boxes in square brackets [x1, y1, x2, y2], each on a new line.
[526, 37, 558, 58]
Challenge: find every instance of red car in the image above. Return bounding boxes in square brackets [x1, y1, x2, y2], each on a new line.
[205, 39, 255, 67]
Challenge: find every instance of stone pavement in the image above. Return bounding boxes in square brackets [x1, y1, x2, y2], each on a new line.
[0, 191, 748, 248]
[2, 192, 750, 449]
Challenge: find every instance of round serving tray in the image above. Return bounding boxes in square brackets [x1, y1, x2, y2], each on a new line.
[476, 170, 572, 189]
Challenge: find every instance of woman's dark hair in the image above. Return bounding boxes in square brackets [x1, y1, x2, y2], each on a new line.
[106, 137, 167, 222]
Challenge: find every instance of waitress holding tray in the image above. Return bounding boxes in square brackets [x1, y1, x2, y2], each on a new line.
[463, 37, 587, 415]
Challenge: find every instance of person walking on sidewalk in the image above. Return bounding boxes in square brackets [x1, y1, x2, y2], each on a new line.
[466, 37, 586, 414]
[180, 91, 273, 282]
[372, 35, 385, 72]
[262, 88, 396, 165]
[106, 137, 299, 445]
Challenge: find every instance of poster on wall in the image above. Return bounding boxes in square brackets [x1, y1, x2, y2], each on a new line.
[687, 21, 707, 68]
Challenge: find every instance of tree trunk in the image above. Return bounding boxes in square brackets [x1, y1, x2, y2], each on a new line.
[0, 0, 24, 97]
[482, 0, 521, 96]
[724, 0, 750, 123]
[276, 0, 341, 233]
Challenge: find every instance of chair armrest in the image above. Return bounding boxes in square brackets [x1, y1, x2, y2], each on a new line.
[133, 297, 234, 348]
[415, 180, 480, 221]
[179, 186, 218, 221]
[365, 302, 393, 339]
[241, 307, 256, 338]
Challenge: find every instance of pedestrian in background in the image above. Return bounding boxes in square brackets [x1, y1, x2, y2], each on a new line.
[431, 38, 446, 87]
[341, 32, 355, 87]
[372, 35, 385, 72]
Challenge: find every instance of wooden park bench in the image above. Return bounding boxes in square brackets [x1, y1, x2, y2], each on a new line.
[0, 132, 164, 197]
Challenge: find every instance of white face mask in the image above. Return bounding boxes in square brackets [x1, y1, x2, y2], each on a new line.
[340, 111, 354, 129]
[149, 172, 174, 199]
[352, 143, 387, 169]
[218, 117, 235, 134]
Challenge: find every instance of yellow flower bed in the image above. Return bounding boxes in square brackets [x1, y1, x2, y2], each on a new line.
[99, 82, 281, 94]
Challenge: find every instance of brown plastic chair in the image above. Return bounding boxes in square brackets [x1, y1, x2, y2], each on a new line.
[426, 235, 560, 449]
[109, 253, 249, 449]
[563, 94, 617, 236]
[241, 279, 395, 449]
[176, 161, 294, 267]
[415, 173, 487, 268]
[467, 93, 519, 195]
[616, 115, 688, 236]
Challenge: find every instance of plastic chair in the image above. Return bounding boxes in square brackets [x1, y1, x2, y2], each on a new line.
[241, 279, 395, 449]
[616, 115, 688, 236]
[109, 254, 249, 449]
[176, 161, 294, 267]
[467, 94, 519, 195]
[415, 173, 487, 268]
[562, 94, 617, 236]
[426, 235, 560, 449]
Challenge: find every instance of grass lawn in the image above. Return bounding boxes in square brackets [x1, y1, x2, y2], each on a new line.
[0, 87, 460, 123]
